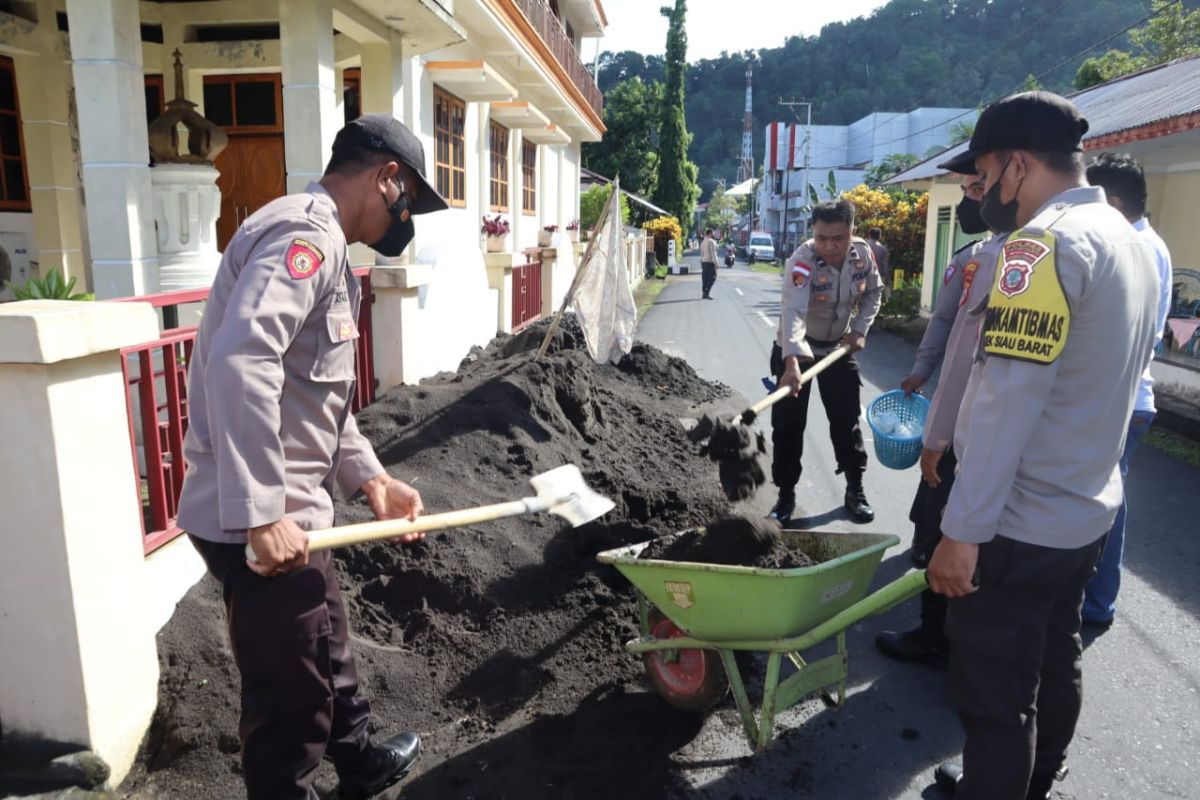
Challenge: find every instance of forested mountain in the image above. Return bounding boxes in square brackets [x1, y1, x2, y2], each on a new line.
[590, 0, 1197, 198]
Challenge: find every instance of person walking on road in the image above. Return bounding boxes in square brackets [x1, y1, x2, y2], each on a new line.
[700, 227, 719, 298]
[177, 114, 448, 800]
[876, 162, 1004, 668]
[926, 92, 1159, 800]
[1080, 152, 1173, 628]
[770, 199, 884, 524]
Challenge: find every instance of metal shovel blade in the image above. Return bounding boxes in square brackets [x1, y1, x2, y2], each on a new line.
[530, 464, 615, 527]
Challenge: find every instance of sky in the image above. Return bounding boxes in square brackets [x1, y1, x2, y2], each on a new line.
[589, 0, 892, 61]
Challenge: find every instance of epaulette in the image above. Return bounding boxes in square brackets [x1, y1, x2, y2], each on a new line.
[952, 238, 981, 257]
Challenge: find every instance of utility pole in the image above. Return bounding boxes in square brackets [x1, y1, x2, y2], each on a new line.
[739, 62, 756, 245]
[779, 98, 812, 252]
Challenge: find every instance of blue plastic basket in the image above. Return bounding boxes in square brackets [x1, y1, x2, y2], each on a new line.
[866, 390, 930, 470]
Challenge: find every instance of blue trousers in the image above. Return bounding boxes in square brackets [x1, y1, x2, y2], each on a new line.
[1082, 410, 1155, 623]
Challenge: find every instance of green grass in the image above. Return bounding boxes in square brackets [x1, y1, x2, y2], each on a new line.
[634, 275, 671, 319]
[748, 260, 782, 274]
[1143, 427, 1200, 468]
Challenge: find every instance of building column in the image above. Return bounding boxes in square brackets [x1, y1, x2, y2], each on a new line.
[280, 0, 337, 195]
[66, 0, 158, 298]
[511, 129, 525, 249]
[360, 30, 403, 119]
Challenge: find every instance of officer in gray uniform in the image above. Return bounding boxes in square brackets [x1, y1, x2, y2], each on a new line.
[877, 158, 1004, 667]
[927, 93, 1159, 800]
[177, 115, 447, 800]
[771, 199, 884, 523]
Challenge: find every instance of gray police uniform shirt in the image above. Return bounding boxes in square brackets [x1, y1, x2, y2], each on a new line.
[943, 186, 1159, 550]
[921, 234, 1005, 452]
[778, 237, 884, 361]
[910, 239, 981, 381]
[178, 183, 385, 544]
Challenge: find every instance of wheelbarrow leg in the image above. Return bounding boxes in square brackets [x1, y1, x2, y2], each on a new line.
[718, 649, 761, 748]
[758, 651, 783, 750]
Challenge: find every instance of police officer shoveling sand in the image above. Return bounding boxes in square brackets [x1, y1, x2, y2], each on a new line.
[177, 115, 446, 800]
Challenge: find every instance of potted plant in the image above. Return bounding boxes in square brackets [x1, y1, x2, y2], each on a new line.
[566, 219, 580, 244]
[481, 214, 511, 253]
[539, 224, 558, 247]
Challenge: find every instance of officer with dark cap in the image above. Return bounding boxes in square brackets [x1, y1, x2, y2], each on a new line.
[177, 114, 448, 800]
[876, 155, 1005, 668]
[925, 92, 1159, 800]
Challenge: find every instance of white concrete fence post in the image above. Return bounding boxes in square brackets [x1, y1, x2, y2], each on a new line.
[0, 300, 162, 786]
[371, 264, 431, 392]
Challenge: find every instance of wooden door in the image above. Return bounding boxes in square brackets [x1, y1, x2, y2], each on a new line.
[204, 74, 285, 250]
[214, 135, 285, 249]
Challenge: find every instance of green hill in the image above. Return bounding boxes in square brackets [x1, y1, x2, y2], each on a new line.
[593, 0, 1193, 199]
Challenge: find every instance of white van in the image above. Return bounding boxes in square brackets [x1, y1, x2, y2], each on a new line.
[747, 232, 775, 264]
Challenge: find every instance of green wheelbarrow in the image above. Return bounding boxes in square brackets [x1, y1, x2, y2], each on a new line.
[596, 529, 927, 750]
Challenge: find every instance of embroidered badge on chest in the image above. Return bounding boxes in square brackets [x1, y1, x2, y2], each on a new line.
[337, 320, 357, 341]
[792, 261, 812, 287]
[997, 238, 1050, 298]
[286, 238, 325, 280]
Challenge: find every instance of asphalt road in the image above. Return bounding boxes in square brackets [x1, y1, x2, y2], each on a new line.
[634, 254, 1200, 799]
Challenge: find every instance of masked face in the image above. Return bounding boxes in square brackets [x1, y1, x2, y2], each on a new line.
[370, 176, 415, 257]
[956, 197, 988, 235]
[980, 155, 1022, 233]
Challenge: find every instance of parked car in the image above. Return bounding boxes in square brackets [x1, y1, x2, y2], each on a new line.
[747, 232, 775, 264]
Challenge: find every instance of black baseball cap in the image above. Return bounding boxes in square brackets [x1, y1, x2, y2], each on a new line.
[937, 146, 977, 175]
[332, 114, 448, 214]
[951, 92, 1089, 172]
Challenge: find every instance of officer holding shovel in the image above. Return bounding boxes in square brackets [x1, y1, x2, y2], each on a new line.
[177, 115, 447, 800]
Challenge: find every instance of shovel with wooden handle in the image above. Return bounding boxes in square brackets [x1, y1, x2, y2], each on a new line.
[245, 464, 615, 563]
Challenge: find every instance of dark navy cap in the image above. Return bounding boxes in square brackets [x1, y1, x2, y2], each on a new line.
[937, 147, 977, 175]
[964, 91, 1089, 162]
[332, 114, 448, 214]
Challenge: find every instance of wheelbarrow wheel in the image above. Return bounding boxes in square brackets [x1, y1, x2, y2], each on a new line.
[642, 610, 728, 712]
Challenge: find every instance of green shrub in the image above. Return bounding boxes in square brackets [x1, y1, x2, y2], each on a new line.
[880, 276, 922, 320]
[6, 268, 94, 301]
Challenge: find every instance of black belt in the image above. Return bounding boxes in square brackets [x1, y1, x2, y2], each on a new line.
[806, 336, 841, 348]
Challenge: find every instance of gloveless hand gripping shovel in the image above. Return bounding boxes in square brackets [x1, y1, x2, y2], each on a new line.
[245, 464, 615, 563]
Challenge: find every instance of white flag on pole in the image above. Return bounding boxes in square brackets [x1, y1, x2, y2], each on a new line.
[574, 180, 637, 364]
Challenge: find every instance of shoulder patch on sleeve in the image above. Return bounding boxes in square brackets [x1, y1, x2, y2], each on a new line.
[791, 261, 812, 286]
[943, 263, 957, 286]
[286, 238, 325, 280]
[981, 231, 1070, 364]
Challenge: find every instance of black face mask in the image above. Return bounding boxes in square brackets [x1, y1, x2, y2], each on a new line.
[955, 196, 989, 235]
[980, 156, 1022, 233]
[370, 182, 415, 257]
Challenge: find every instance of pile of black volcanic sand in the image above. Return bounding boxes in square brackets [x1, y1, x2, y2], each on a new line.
[639, 516, 817, 569]
[123, 315, 736, 800]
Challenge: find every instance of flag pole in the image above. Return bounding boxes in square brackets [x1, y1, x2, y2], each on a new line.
[534, 178, 623, 361]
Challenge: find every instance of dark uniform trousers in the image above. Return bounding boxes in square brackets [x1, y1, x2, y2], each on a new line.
[946, 534, 1105, 800]
[701, 262, 717, 296]
[189, 535, 371, 800]
[769, 341, 868, 489]
[908, 446, 958, 635]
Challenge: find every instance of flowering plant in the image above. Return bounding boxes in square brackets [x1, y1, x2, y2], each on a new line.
[565, 219, 580, 231]
[543, 224, 559, 233]
[481, 214, 510, 236]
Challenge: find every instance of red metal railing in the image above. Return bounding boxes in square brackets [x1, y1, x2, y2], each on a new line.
[513, 252, 543, 330]
[511, 0, 604, 120]
[114, 267, 376, 555]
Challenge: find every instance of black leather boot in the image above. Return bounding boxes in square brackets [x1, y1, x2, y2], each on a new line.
[844, 474, 874, 523]
[768, 488, 795, 523]
[934, 762, 962, 796]
[874, 625, 948, 668]
[333, 732, 422, 800]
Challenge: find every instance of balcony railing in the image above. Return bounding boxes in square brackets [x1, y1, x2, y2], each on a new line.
[512, 0, 603, 120]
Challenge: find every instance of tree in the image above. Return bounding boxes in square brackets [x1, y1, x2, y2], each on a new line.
[1020, 73, 1044, 91]
[1074, 0, 1200, 89]
[581, 77, 663, 198]
[864, 153, 921, 188]
[701, 182, 746, 232]
[949, 120, 975, 145]
[652, 1, 700, 231]
[579, 184, 631, 233]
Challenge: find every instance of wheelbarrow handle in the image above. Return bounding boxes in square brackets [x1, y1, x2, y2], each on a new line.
[744, 346, 850, 423]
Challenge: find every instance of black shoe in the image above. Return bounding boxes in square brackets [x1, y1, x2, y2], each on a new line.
[1026, 770, 1056, 800]
[875, 627, 948, 668]
[844, 480, 874, 523]
[768, 490, 795, 523]
[333, 732, 421, 800]
[934, 762, 962, 797]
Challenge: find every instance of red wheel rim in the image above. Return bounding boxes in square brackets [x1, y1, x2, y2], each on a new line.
[647, 617, 709, 696]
